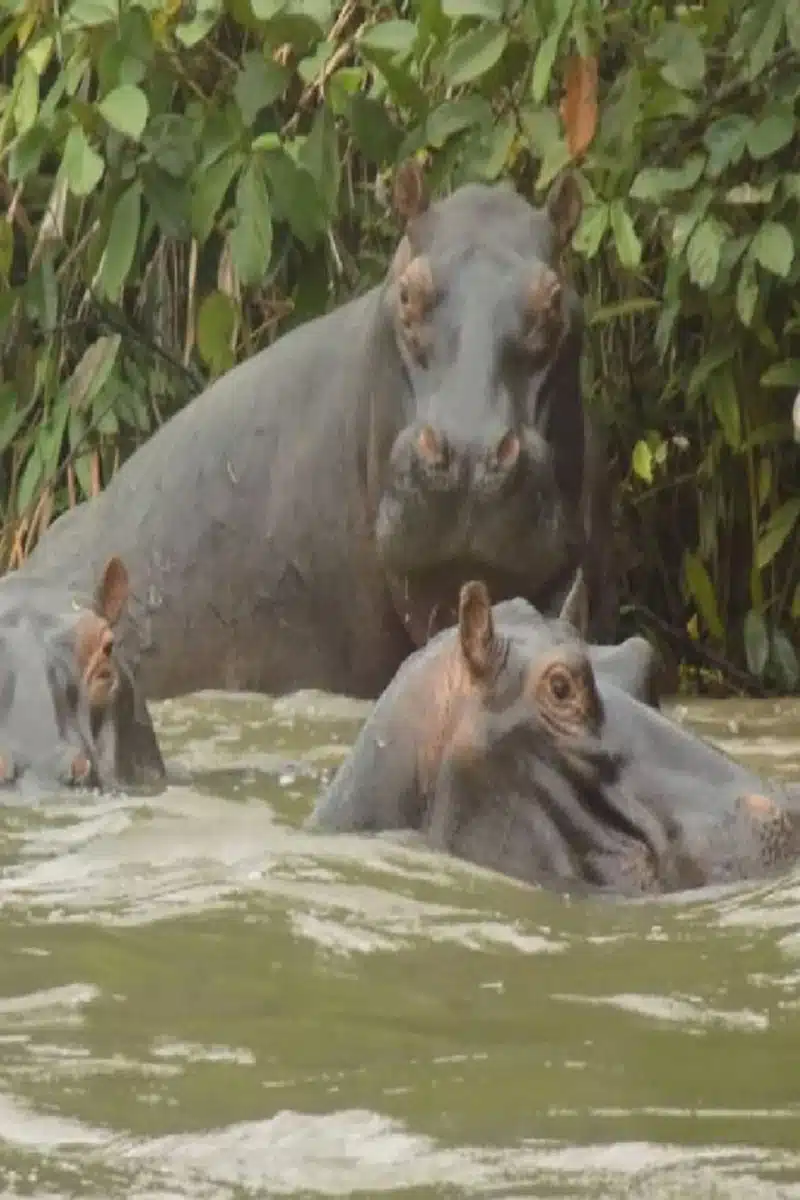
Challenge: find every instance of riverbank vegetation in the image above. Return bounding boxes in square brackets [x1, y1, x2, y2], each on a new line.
[0, 0, 798, 693]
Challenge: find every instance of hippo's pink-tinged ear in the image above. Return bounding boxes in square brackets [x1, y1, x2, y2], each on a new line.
[94, 556, 129, 626]
[546, 171, 583, 251]
[458, 581, 496, 679]
[393, 158, 431, 224]
[559, 568, 589, 638]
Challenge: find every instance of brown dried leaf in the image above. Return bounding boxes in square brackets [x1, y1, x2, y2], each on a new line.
[560, 55, 598, 161]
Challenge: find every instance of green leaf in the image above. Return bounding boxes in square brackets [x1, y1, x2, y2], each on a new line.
[251, 0, 287, 16]
[442, 25, 508, 85]
[63, 0, 118, 30]
[756, 498, 800, 569]
[573, 204, 608, 259]
[461, 115, 515, 181]
[590, 297, 660, 325]
[631, 439, 653, 483]
[144, 114, 196, 178]
[176, 0, 222, 47]
[750, 222, 794, 277]
[62, 125, 105, 197]
[14, 57, 39, 136]
[687, 344, 735, 401]
[760, 359, 800, 389]
[65, 334, 121, 412]
[771, 630, 799, 691]
[703, 115, 751, 177]
[229, 161, 273, 287]
[99, 184, 141, 302]
[787, 0, 800, 51]
[191, 149, 242, 243]
[347, 95, 401, 161]
[736, 258, 758, 327]
[709, 366, 741, 450]
[686, 217, 725, 290]
[97, 83, 149, 141]
[234, 52, 290, 126]
[0, 218, 12, 283]
[530, 25, 560, 103]
[0, 386, 25, 454]
[16, 445, 44, 518]
[630, 156, 705, 202]
[646, 22, 706, 91]
[684, 551, 723, 639]
[442, 0, 504, 18]
[263, 149, 326, 247]
[747, 106, 795, 161]
[197, 290, 237, 378]
[746, 0, 784, 79]
[359, 19, 417, 58]
[8, 125, 49, 182]
[756, 456, 772, 511]
[743, 610, 769, 676]
[609, 200, 641, 270]
[298, 106, 340, 217]
[426, 96, 491, 147]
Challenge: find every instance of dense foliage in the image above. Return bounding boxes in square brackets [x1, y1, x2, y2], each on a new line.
[0, 0, 798, 693]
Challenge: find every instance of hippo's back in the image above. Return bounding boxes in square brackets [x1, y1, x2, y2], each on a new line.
[23, 288, 387, 697]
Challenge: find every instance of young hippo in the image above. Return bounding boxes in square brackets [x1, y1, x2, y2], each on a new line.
[308, 575, 800, 897]
[0, 557, 165, 792]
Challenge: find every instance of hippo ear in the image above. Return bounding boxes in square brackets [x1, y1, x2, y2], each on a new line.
[458, 581, 496, 679]
[94, 556, 129, 626]
[545, 171, 583, 251]
[393, 158, 430, 224]
[559, 568, 589, 638]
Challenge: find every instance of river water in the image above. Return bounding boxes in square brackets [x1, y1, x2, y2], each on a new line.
[0, 691, 798, 1198]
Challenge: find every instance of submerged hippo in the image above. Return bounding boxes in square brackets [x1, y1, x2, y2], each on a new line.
[20, 158, 614, 709]
[308, 573, 800, 897]
[0, 557, 165, 792]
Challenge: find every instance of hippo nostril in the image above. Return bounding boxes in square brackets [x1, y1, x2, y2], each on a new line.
[70, 752, 92, 785]
[416, 424, 449, 470]
[491, 430, 521, 473]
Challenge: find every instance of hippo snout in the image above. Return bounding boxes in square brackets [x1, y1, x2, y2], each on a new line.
[409, 422, 521, 492]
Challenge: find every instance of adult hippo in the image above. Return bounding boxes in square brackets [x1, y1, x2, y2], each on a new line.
[0, 557, 165, 792]
[20, 158, 614, 708]
[308, 572, 800, 897]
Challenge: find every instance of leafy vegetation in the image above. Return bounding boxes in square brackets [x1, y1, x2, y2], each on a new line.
[0, 0, 798, 693]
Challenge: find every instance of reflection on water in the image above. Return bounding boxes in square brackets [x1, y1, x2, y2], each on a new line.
[0, 690, 798, 1198]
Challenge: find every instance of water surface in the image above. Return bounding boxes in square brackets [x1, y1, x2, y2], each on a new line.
[0, 691, 799, 1198]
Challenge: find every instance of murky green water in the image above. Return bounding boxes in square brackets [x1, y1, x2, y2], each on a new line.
[0, 690, 799, 1198]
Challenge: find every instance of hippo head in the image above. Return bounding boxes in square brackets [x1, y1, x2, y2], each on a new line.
[370, 158, 586, 646]
[429, 580, 800, 895]
[0, 556, 165, 793]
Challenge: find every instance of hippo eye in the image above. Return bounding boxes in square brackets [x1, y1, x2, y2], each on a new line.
[534, 657, 596, 734]
[398, 281, 410, 306]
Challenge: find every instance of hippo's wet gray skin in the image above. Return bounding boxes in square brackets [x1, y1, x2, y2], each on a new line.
[22, 158, 612, 705]
[0, 558, 165, 793]
[309, 572, 800, 898]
